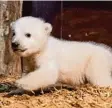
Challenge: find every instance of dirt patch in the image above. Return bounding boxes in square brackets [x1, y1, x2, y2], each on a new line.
[0, 76, 112, 108]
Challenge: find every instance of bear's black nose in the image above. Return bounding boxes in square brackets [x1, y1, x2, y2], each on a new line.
[11, 42, 19, 49]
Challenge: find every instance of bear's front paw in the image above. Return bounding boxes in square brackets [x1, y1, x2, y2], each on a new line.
[14, 79, 37, 92]
[15, 79, 30, 90]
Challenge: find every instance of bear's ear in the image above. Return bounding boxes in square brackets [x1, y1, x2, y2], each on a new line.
[44, 23, 52, 35]
[10, 21, 15, 28]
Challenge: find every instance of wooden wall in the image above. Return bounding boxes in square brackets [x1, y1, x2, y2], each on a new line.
[52, 1, 112, 46]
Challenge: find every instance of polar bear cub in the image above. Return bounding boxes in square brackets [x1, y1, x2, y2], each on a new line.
[10, 16, 112, 91]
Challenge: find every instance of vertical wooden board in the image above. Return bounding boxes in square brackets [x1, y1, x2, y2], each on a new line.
[0, 1, 23, 76]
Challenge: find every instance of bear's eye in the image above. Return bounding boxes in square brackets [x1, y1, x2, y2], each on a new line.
[25, 33, 31, 38]
[12, 31, 15, 37]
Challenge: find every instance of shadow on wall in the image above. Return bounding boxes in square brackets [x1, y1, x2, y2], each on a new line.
[22, 1, 61, 24]
[22, 1, 112, 20]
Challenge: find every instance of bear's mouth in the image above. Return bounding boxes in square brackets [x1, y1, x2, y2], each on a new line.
[13, 48, 27, 52]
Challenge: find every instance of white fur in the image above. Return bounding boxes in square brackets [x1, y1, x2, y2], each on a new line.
[11, 16, 112, 91]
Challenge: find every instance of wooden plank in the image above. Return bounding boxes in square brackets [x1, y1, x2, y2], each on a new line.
[0, 1, 23, 76]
